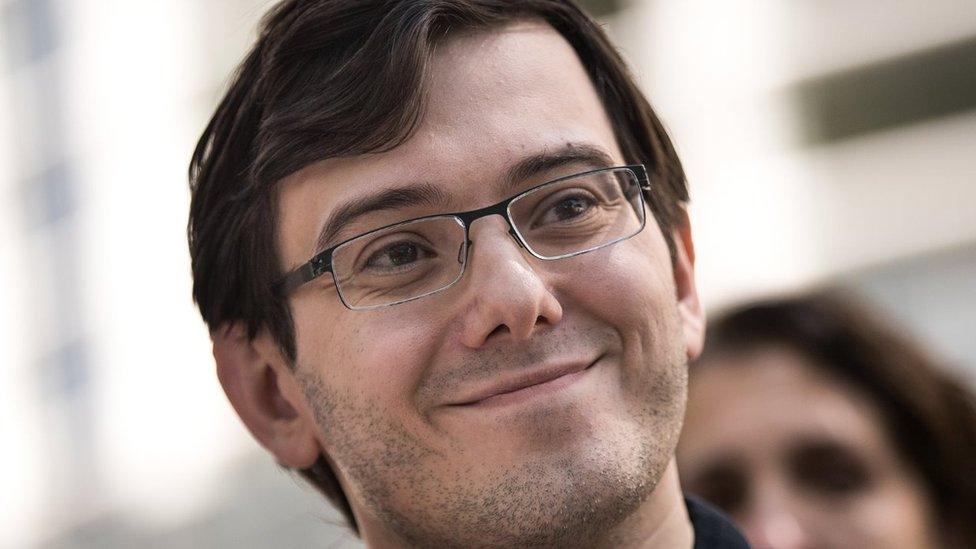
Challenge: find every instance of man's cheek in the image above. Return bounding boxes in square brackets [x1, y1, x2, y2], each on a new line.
[568, 248, 668, 313]
[346, 320, 439, 404]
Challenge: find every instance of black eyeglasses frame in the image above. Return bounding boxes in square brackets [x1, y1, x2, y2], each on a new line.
[275, 164, 650, 309]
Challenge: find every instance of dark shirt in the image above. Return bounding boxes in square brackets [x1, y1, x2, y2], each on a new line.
[686, 496, 751, 548]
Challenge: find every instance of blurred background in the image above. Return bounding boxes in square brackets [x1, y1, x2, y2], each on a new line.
[0, 0, 973, 547]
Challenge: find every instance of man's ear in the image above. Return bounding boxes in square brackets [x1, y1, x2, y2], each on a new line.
[671, 210, 706, 361]
[212, 323, 320, 469]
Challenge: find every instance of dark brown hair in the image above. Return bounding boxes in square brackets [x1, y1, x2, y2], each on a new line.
[697, 291, 976, 548]
[188, 0, 688, 534]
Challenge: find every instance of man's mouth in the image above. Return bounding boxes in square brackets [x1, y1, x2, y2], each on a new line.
[449, 358, 599, 408]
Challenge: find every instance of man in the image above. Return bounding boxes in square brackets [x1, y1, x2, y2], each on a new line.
[189, 1, 749, 547]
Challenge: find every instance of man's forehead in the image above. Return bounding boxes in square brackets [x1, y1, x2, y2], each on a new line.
[425, 20, 584, 110]
[276, 19, 620, 263]
[282, 21, 605, 182]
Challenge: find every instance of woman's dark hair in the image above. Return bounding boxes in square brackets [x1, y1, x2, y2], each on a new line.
[697, 291, 976, 548]
[188, 0, 689, 534]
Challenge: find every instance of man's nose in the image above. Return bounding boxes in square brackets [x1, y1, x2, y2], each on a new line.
[455, 216, 563, 349]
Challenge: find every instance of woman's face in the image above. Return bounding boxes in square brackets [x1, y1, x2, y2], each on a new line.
[677, 345, 941, 549]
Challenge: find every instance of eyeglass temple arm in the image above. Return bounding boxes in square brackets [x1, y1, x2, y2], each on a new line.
[277, 254, 332, 296]
[626, 164, 651, 191]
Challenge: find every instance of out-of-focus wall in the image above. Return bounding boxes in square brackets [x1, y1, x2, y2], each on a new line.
[606, 0, 976, 376]
[609, 0, 976, 309]
[1, 1, 355, 547]
[0, 0, 972, 547]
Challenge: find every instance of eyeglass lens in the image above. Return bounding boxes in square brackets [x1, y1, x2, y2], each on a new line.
[330, 167, 644, 309]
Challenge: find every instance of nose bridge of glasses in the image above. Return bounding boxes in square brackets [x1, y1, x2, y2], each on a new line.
[457, 213, 544, 301]
[456, 200, 526, 254]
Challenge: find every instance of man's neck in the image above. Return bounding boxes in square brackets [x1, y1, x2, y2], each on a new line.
[600, 459, 694, 549]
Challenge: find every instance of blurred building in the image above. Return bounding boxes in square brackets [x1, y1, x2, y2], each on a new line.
[606, 0, 976, 377]
[0, 0, 353, 547]
[0, 0, 973, 547]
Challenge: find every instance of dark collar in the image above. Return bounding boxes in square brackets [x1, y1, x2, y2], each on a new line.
[685, 495, 751, 549]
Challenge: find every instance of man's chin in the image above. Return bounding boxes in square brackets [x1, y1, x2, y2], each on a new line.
[377, 434, 664, 549]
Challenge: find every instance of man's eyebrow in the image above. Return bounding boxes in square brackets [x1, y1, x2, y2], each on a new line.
[313, 144, 616, 254]
[315, 183, 448, 253]
[500, 143, 617, 195]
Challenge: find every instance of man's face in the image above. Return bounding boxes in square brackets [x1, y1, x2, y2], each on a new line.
[275, 21, 698, 547]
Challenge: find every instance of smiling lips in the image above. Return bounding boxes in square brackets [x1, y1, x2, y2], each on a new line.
[451, 358, 598, 408]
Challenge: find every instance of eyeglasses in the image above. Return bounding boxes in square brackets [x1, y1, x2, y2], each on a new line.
[277, 164, 650, 310]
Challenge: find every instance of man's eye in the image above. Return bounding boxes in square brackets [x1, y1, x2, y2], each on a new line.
[365, 241, 430, 270]
[537, 193, 597, 225]
[554, 196, 590, 219]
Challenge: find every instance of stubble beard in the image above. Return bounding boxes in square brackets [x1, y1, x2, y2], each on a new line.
[297, 342, 688, 548]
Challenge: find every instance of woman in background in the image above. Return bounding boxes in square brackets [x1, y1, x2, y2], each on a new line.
[678, 292, 976, 548]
